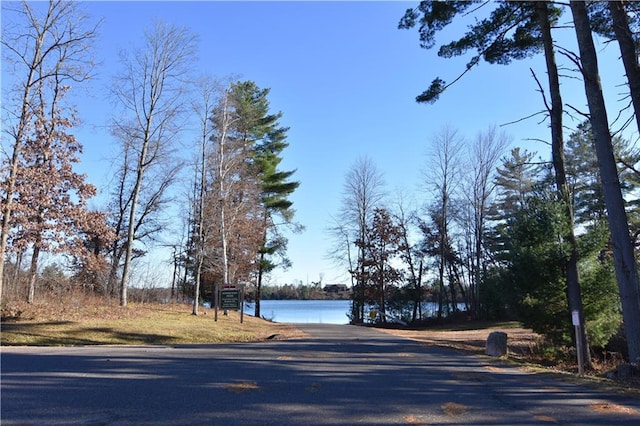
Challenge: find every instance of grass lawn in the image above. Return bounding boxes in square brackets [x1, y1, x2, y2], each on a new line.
[2, 296, 638, 397]
[1, 300, 304, 346]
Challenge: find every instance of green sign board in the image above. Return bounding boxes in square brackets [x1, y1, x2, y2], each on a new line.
[220, 289, 240, 310]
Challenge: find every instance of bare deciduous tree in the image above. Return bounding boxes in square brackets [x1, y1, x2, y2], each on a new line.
[189, 76, 217, 315]
[392, 192, 424, 322]
[207, 82, 240, 302]
[460, 126, 510, 318]
[423, 126, 464, 318]
[109, 20, 196, 306]
[332, 156, 386, 323]
[354, 207, 403, 322]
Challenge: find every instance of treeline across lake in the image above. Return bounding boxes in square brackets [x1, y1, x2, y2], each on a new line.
[254, 283, 350, 301]
[100, 282, 350, 305]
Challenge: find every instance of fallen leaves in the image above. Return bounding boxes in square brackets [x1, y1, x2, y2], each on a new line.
[224, 381, 259, 394]
[590, 402, 639, 415]
[442, 402, 467, 416]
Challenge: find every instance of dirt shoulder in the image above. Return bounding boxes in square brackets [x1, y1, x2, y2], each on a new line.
[376, 322, 539, 360]
[375, 321, 640, 398]
[3, 298, 638, 396]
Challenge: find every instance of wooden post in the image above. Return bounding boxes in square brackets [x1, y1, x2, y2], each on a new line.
[240, 285, 245, 324]
[214, 283, 219, 322]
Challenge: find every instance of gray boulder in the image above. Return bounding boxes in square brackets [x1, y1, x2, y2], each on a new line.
[486, 331, 508, 357]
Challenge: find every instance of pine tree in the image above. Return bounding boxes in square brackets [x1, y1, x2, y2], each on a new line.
[229, 81, 300, 318]
[571, 0, 640, 363]
[400, 1, 590, 364]
[589, 1, 640, 135]
[206, 81, 261, 297]
[566, 122, 606, 223]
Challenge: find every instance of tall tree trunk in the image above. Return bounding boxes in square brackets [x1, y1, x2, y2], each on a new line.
[474, 214, 482, 318]
[192, 129, 206, 316]
[215, 89, 233, 301]
[0, 143, 22, 302]
[254, 218, 269, 319]
[182, 247, 189, 301]
[418, 261, 423, 320]
[219, 167, 229, 292]
[437, 255, 445, 318]
[27, 245, 40, 304]
[437, 190, 447, 319]
[255, 250, 265, 319]
[537, 2, 591, 367]
[452, 263, 468, 312]
[107, 246, 123, 298]
[12, 249, 24, 297]
[448, 262, 458, 314]
[120, 138, 149, 307]
[171, 247, 178, 302]
[609, 1, 640, 135]
[358, 223, 367, 323]
[0, 50, 38, 303]
[571, 0, 640, 363]
[379, 256, 386, 322]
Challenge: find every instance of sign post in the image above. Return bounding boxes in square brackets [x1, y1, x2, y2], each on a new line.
[220, 288, 240, 310]
[572, 310, 584, 375]
[215, 284, 245, 323]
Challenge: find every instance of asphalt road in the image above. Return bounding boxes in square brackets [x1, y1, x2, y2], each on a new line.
[2, 323, 639, 425]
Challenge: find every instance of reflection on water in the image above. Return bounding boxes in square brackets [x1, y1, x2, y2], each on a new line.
[248, 299, 350, 324]
[243, 299, 468, 325]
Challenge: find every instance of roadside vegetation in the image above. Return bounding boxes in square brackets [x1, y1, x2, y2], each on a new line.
[2, 291, 638, 397]
[2, 1, 640, 390]
[1, 291, 304, 346]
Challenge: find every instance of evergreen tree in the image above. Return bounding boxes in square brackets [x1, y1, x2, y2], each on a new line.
[399, 1, 555, 103]
[400, 1, 590, 363]
[565, 122, 606, 224]
[489, 148, 545, 266]
[589, 1, 640, 135]
[503, 190, 572, 346]
[564, 121, 636, 226]
[571, 0, 640, 362]
[577, 221, 622, 349]
[230, 81, 300, 318]
[493, 148, 543, 216]
[205, 81, 262, 301]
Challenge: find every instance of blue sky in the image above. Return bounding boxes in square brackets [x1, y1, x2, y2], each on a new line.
[4, 1, 634, 287]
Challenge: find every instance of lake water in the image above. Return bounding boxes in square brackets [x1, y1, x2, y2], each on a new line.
[246, 299, 351, 324]
[243, 299, 467, 324]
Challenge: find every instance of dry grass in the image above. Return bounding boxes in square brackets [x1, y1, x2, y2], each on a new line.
[378, 321, 540, 360]
[1, 295, 305, 346]
[2, 294, 638, 397]
[379, 322, 640, 397]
